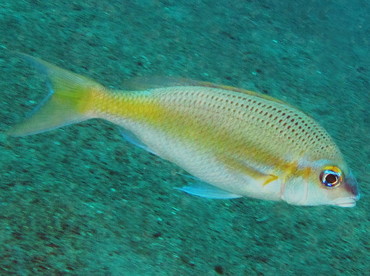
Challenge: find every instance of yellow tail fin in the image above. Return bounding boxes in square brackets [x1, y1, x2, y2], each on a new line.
[8, 54, 105, 137]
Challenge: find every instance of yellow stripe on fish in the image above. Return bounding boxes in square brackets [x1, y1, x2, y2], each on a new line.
[7, 54, 360, 207]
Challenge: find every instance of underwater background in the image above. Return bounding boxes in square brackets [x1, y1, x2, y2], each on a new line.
[0, 0, 369, 275]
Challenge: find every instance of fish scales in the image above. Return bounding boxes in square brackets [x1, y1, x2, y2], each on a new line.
[90, 86, 341, 168]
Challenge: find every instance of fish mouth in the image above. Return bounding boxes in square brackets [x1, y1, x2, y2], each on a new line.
[335, 171, 360, 207]
[332, 197, 358, 207]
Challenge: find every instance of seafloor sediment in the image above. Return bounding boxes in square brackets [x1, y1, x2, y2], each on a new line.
[0, 1, 369, 275]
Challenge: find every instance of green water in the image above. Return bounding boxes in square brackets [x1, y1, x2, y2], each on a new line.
[0, 1, 368, 275]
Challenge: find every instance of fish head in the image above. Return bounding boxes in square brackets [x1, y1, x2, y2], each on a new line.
[283, 160, 360, 207]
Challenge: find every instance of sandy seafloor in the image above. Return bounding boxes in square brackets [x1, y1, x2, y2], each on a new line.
[0, 0, 369, 275]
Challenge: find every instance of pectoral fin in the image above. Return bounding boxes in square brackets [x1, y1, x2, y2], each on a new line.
[119, 128, 157, 155]
[223, 156, 278, 187]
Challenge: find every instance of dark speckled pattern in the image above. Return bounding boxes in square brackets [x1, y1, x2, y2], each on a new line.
[0, 0, 369, 275]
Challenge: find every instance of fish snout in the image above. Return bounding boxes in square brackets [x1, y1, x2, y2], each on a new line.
[344, 172, 360, 201]
[334, 172, 360, 207]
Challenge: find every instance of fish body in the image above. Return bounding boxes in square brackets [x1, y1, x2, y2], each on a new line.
[8, 55, 360, 207]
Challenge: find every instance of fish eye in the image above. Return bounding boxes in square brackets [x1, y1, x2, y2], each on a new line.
[320, 168, 342, 188]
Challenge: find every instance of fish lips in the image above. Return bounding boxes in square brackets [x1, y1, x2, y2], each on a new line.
[334, 199, 357, 207]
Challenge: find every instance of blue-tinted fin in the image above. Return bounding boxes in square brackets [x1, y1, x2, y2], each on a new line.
[119, 128, 157, 155]
[176, 181, 242, 199]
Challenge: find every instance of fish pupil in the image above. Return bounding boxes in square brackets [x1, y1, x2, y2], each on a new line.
[325, 174, 338, 184]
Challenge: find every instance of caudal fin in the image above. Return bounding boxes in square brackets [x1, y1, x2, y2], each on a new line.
[8, 54, 105, 137]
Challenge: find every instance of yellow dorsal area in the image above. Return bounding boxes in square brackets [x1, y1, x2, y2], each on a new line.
[89, 90, 168, 124]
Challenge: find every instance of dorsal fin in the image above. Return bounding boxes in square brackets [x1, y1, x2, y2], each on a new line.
[194, 81, 287, 105]
[122, 76, 200, 90]
[123, 76, 287, 105]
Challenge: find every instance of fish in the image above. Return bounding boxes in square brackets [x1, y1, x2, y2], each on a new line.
[7, 54, 360, 207]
